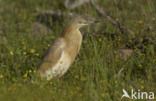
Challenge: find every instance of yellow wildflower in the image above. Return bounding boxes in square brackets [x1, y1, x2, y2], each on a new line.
[33, 70, 36, 73]
[137, 20, 143, 24]
[115, 18, 119, 22]
[47, 78, 51, 81]
[10, 51, 14, 55]
[48, 44, 50, 47]
[28, 70, 32, 73]
[138, 64, 142, 68]
[75, 75, 79, 79]
[98, 38, 102, 42]
[47, 74, 52, 80]
[0, 74, 3, 79]
[49, 82, 53, 85]
[117, 37, 120, 42]
[23, 52, 27, 55]
[141, 85, 144, 89]
[35, 53, 40, 56]
[30, 49, 35, 53]
[101, 93, 105, 97]
[23, 73, 28, 78]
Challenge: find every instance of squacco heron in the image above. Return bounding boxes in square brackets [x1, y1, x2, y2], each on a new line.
[38, 16, 97, 80]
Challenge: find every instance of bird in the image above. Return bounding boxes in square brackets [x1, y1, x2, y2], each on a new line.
[38, 16, 98, 80]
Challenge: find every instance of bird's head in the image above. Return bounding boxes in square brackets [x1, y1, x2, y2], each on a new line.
[68, 16, 99, 29]
[62, 16, 99, 37]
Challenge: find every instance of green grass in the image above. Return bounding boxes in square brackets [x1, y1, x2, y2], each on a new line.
[0, 0, 156, 101]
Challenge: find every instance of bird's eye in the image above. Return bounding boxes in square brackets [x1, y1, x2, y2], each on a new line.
[78, 20, 82, 23]
[79, 20, 85, 24]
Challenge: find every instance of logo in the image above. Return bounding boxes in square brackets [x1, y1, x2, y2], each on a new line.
[121, 89, 155, 100]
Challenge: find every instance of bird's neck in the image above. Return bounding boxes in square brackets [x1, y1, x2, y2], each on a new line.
[62, 26, 82, 42]
[62, 27, 83, 62]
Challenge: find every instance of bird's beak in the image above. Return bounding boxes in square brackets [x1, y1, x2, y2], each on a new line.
[86, 19, 100, 24]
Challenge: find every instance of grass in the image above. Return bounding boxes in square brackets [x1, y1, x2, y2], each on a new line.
[0, 0, 156, 100]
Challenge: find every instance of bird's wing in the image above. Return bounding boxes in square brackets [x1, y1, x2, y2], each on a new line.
[38, 38, 65, 72]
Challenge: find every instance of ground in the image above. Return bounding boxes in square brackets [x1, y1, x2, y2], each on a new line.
[0, 0, 156, 101]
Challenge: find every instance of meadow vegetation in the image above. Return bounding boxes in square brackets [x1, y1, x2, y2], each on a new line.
[0, 0, 156, 100]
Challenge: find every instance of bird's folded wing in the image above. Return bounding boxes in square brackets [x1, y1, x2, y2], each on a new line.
[38, 38, 65, 71]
